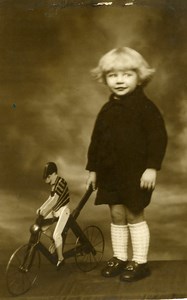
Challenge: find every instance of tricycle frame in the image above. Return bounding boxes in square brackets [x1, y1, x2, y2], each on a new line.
[6, 187, 105, 296]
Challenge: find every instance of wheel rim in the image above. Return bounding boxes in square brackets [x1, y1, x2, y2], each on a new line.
[6, 244, 40, 296]
[75, 225, 104, 272]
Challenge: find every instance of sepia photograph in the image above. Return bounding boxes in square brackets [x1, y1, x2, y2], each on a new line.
[0, 0, 187, 299]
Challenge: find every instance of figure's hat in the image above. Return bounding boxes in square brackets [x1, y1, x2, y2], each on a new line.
[43, 162, 57, 179]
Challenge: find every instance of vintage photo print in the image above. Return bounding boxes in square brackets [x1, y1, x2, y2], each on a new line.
[0, 0, 187, 299]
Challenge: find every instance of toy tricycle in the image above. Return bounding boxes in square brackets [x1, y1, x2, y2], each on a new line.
[6, 186, 105, 296]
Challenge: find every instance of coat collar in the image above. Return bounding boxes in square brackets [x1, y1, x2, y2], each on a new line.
[100, 86, 145, 114]
[109, 86, 144, 104]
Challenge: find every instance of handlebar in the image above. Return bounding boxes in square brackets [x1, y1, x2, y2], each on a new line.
[36, 214, 58, 227]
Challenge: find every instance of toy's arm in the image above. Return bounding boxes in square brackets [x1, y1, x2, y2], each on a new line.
[37, 194, 59, 217]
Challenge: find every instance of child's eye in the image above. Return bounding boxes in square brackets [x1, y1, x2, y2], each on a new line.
[107, 73, 116, 77]
[124, 72, 132, 77]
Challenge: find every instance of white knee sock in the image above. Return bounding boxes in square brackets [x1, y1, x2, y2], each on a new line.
[111, 223, 128, 261]
[128, 221, 150, 264]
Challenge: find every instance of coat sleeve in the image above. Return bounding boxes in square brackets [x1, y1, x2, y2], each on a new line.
[86, 113, 102, 172]
[142, 100, 168, 170]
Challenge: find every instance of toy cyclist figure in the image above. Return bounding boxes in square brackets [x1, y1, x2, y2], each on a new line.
[37, 162, 70, 270]
[86, 47, 167, 281]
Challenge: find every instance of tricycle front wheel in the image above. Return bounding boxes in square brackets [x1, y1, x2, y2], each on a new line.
[6, 244, 40, 296]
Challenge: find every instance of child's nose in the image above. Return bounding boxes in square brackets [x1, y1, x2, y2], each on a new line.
[116, 74, 124, 83]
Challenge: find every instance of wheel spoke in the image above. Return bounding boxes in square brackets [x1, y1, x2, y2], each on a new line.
[75, 226, 104, 272]
[6, 244, 40, 296]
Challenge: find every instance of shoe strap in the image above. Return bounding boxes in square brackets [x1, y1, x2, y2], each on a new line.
[126, 261, 138, 270]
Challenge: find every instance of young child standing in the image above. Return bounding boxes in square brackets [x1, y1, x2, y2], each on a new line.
[86, 47, 167, 281]
[37, 162, 70, 270]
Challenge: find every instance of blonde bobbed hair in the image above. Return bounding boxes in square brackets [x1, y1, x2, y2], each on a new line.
[91, 47, 155, 85]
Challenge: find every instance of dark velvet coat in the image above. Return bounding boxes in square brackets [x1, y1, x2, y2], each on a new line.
[86, 87, 167, 212]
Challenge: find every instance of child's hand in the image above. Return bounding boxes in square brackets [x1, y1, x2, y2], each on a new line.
[86, 171, 97, 191]
[140, 168, 157, 190]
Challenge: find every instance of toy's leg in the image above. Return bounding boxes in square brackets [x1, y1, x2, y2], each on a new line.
[53, 205, 70, 262]
[41, 211, 53, 236]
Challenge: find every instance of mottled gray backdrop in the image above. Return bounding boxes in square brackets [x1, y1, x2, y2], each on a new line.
[0, 0, 187, 263]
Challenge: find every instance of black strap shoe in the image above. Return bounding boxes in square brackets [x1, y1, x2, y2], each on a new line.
[101, 257, 128, 278]
[120, 261, 151, 282]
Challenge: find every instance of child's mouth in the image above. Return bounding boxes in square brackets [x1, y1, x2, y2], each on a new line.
[116, 87, 127, 91]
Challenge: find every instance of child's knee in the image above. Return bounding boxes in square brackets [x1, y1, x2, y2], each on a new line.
[126, 209, 144, 224]
[110, 205, 126, 224]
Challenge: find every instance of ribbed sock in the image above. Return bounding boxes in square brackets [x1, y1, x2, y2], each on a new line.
[111, 223, 128, 261]
[128, 221, 150, 264]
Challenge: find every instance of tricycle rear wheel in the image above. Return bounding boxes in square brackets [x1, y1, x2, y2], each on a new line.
[75, 225, 104, 272]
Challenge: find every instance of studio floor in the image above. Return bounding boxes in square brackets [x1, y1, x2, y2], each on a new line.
[1, 260, 187, 300]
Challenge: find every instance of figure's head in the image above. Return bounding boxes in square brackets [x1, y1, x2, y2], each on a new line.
[91, 47, 155, 91]
[43, 162, 58, 185]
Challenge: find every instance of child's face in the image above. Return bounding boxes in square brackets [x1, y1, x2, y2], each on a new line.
[105, 69, 140, 96]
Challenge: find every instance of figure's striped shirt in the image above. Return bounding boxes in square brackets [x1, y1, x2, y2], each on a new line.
[51, 176, 70, 211]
